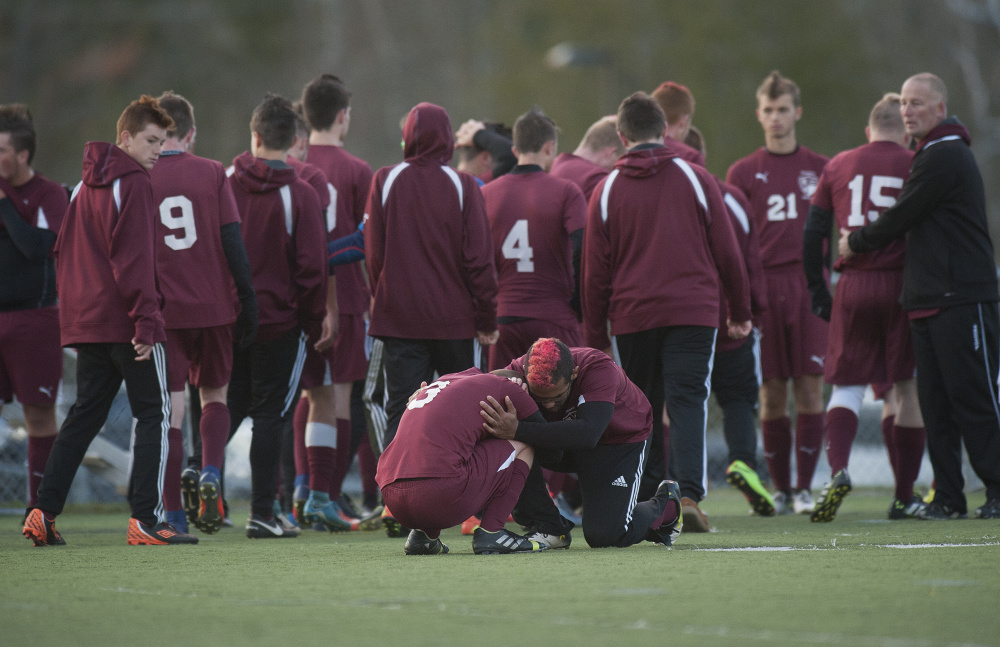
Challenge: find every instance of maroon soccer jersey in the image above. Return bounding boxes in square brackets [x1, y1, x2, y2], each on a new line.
[305, 144, 373, 316]
[5, 173, 68, 234]
[549, 153, 608, 202]
[150, 152, 240, 329]
[507, 347, 652, 444]
[375, 369, 539, 485]
[227, 152, 327, 342]
[726, 146, 829, 271]
[482, 168, 585, 327]
[811, 141, 911, 272]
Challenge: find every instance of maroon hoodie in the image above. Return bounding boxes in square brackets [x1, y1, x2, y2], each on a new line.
[582, 144, 751, 350]
[227, 152, 326, 342]
[365, 102, 498, 339]
[55, 142, 165, 346]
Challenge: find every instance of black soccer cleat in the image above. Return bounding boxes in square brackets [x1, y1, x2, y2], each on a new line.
[917, 501, 967, 520]
[404, 529, 450, 555]
[180, 466, 201, 530]
[645, 479, 684, 546]
[472, 527, 546, 555]
[974, 499, 1000, 519]
[888, 495, 927, 520]
[810, 469, 852, 523]
[246, 513, 302, 538]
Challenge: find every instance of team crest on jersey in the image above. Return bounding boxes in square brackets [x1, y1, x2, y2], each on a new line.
[798, 171, 819, 199]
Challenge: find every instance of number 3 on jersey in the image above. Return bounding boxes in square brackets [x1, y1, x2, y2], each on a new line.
[846, 174, 904, 226]
[159, 195, 197, 250]
[501, 219, 534, 272]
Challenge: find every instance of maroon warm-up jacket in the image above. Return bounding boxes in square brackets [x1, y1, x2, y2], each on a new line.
[227, 152, 327, 343]
[365, 102, 498, 340]
[55, 142, 165, 347]
[582, 144, 751, 350]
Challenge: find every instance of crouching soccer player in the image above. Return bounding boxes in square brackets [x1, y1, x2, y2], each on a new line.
[376, 369, 545, 555]
[483, 338, 683, 549]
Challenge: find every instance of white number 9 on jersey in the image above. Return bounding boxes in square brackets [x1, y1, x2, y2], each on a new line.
[159, 195, 198, 251]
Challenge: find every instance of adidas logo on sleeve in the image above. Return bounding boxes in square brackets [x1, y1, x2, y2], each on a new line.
[612, 476, 628, 487]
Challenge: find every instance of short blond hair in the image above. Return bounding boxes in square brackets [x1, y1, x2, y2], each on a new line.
[868, 93, 904, 135]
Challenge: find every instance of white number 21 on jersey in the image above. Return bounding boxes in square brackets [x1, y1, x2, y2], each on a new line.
[501, 219, 535, 272]
[159, 195, 198, 251]
[846, 174, 904, 226]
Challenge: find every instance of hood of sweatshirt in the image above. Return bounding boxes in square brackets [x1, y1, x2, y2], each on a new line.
[402, 103, 454, 166]
[917, 117, 971, 153]
[230, 150, 297, 193]
[81, 142, 147, 188]
[614, 143, 679, 179]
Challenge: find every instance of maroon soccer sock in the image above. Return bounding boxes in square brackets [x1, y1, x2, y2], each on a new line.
[27, 434, 56, 508]
[327, 418, 353, 500]
[162, 427, 184, 511]
[293, 397, 309, 479]
[824, 407, 858, 474]
[761, 417, 792, 492]
[881, 415, 898, 481]
[650, 498, 680, 530]
[307, 445, 336, 494]
[480, 458, 530, 532]
[795, 413, 824, 489]
[199, 402, 231, 471]
[357, 440, 378, 499]
[893, 425, 926, 501]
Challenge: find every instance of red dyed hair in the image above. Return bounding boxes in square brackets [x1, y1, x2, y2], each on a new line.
[525, 338, 574, 389]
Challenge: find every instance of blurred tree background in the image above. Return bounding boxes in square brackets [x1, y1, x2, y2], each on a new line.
[3, 0, 998, 252]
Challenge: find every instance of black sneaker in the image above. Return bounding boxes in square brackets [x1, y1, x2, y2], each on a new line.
[645, 480, 683, 546]
[404, 529, 449, 555]
[23, 508, 66, 547]
[974, 499, 1000, 519]
[917, 501, 967, 520]
[472, 527, 546, 555]
[810, 469, 852, 523]
[888, 495, 927, 520]
[246, 513, 302, 538]
[181, 466, 201, 530]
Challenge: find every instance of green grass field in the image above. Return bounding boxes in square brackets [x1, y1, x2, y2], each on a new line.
[3, 488, 998, 647]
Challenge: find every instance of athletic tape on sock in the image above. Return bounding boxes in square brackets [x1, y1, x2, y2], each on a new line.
[826, 385, 865, 415]
[305, 421, 337, 448]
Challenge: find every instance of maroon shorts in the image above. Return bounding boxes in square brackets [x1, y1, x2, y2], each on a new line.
[0, 306, 61, 406]
[300, 314, 368, 389]
[165, 325, 234, 392]
[825, 270, 915, 386]
[759, 268, 829, 380]
[489, 318, 582, 372]
[380, 437, 523, 534]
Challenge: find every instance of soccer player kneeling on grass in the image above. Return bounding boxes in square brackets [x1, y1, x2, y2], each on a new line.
[375, 369, 545, 555]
